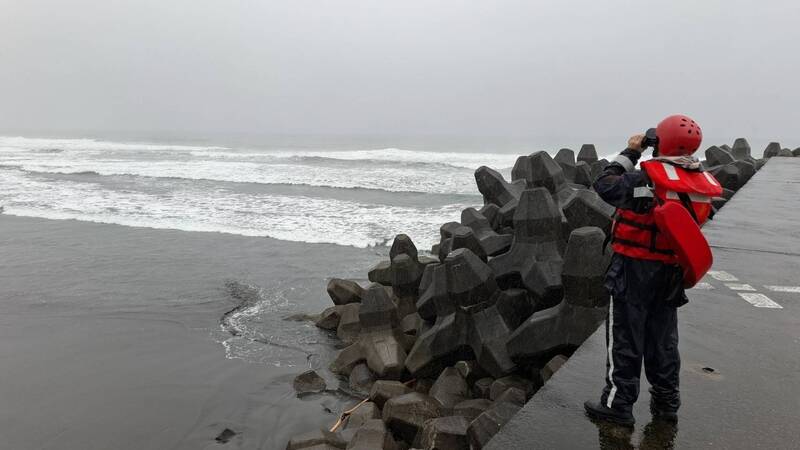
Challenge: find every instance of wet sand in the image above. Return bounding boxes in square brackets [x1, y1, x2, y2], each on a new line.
[0, 215, 384, 449]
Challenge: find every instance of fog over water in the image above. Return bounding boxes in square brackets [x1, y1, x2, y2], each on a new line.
[1, 0, 799, 142]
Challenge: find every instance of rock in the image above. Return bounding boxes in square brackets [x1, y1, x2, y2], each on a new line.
[286, 429, 347, 450]
[793, 148, 800, 157]
[705, 146, 735, 167]
[577, 144, 598, 164]
[474, 166, 524, 208]
[316, 306, 344, 330]
[344, 402, 381, 430]
[493, 386, 526, 406]
[382, 392, 443, 443]
[337, 303, 362, 344]
[573, 161, 593, 187]
[418, 416, 470, 450]
[763, 142, 782, 158]
[215, 428, 237, 444]
[489, 375, 534, 400]
[755, 158, 767, 170]
[368, 261, 393, 286]
[467, 402, 521, 449]
[489, 188, 564, 308]
[777, 148, 794, 157]
[294, 370, 327, 395]
[331, 343, 364, 376]
[461, 207, 512, 257]
[349, 363, 375, 395]
[327, 279, 365, 305]
[562, 227, 611, 308]
[541, 354, 569, 383]
[732, 138, 751, 160]
[507, 301, 607, 362]
[453, 398, 493, 421]
[370, 381, 413, 409]
[347, 419, 400, 450]
[562, 189, 614, 235]
[554, 148, 577, 181]
[711, 163, 743, 191]
[512, 151, 568, 194]
[429, 367, 470, 410]
[473, 377, 494, 399]
[494, 289, 535, 329]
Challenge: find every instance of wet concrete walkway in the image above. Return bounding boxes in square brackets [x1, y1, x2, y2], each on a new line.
[487, 158, 800, 449]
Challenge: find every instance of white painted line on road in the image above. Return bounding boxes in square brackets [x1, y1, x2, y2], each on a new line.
[708, 271, 739, 281]
[764, 285, 800, 293]
[738, 293, 783, 309]
[691, 282, 715, 290]
[725, 283, 756, 291]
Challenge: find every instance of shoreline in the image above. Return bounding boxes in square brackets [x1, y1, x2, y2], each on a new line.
[0, 214, 381, 449]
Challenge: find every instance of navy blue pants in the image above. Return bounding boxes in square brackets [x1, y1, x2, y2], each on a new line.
[599, 253, 686, 413]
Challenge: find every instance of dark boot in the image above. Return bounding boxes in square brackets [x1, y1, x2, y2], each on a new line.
[584, 400, 635, 426]
[650, 398, 678, 423]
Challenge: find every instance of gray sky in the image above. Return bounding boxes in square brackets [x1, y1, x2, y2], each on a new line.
[1, 0, 798, 141]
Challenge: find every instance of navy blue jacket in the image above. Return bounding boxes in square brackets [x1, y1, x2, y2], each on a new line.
[594, 149, 688, 307]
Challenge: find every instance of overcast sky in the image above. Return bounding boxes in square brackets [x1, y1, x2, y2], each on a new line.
[1, 0, 798, 141]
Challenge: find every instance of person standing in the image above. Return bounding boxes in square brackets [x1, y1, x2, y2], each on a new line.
[584, 114, 721, 425]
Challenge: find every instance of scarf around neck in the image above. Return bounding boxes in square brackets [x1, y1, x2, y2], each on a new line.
[650, 155, 702, 170]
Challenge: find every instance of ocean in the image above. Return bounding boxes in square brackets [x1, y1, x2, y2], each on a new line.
[0, 135, 532, 250]
[0, 133, 780, 449]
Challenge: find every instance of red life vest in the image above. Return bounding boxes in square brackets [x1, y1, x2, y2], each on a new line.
[611, 160, 723, 264]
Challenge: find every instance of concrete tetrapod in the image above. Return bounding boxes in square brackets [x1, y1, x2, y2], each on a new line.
[332, 284, 408, 380]
[732, 138, 751, 160]
[763, 142, 782, 158]
[406, 249, 517, 378]
[489, 188, 564, 308]
[561, 226, 611, 308]
[561, 189, 614, 235]
[705, 146, 735, 167]
[437, 225, 488, 263]
[474, 166, 524, 209]
[554, 148, 577, 182]
[578, 144, 598, 164]
[512, 151, 568, 194]
[460, 207, 512, 257]
[506, 226, 609, 362]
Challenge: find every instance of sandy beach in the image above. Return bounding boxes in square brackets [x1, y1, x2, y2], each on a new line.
[0, 214, 384, 449]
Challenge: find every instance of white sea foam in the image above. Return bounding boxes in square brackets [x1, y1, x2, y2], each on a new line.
[0, 167, 465, 248]
[0, 136, 516, 194]
[0, 136, 513, 247]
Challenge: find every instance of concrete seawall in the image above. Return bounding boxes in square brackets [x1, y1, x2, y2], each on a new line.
[487, 157, 800, 449]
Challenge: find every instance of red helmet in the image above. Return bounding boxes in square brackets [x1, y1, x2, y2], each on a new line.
[655, 114, 703, 156]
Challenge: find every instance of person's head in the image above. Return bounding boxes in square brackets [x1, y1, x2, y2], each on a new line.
[654, 114, 703, 157]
